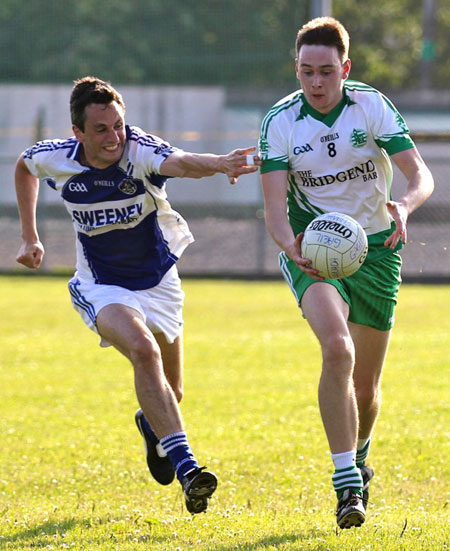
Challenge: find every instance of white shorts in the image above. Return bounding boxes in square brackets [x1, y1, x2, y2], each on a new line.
[68, 265, 185, 346]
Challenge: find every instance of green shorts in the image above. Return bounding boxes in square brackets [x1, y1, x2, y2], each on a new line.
[279, 251, 402, 330]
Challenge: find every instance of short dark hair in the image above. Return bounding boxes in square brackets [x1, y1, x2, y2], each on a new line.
[70, 76, 125, 131]
[295, 17, 350, 62]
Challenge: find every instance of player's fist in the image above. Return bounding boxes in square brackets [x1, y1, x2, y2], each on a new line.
[16, 240, 45, 269]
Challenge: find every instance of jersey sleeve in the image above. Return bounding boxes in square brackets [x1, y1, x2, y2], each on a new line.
[22, 139, 77, 193]
[127, 126, 179, 175]
[23, 140, 63, 179]
[370, 93, 414, 155]
[259, 108, 290, 174]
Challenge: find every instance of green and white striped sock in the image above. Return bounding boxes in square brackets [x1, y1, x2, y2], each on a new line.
[331, 450, 363, 498]
[356, 438, 371, 468]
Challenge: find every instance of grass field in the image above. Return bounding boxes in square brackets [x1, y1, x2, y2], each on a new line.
[0, 276, 449, 551]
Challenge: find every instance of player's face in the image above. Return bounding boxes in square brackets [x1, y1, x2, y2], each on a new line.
[73, 101, 126, 169]
[296, 45, 351, 114]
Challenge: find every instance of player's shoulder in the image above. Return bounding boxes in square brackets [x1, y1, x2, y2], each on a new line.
[345, 80, 397, 111]
[272, 89, 303, 109]
[24, 137, 79, 162]
[127, 125, 171, 152]
[345, 80, 382, 97]
[125, 125, 176, 169]
[261, 89, 304, 128]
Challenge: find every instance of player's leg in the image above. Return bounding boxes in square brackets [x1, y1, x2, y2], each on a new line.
[151, 331, 217, 513]
[350, 323, 390, 445]
[344, 251, 401, 509]
[97, 303, 217, 512]
[134, 334, 183, 485]
[301, 282, 357, 453]
[349, 322, 391, 506]
[155, 333, 184, 403]
[301, 282, 365, 528]
[128, 268, 185, 481]
[97, 303, 183, 437]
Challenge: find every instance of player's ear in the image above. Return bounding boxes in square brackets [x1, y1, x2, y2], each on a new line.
[342, 58, 351, 79]
[294, 58, 300, 80]
[73, 125, 84, 142]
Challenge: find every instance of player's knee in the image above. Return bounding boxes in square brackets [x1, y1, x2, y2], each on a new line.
[356, 385, 381, 409]
[321, 334, 355, 373]
[129, 336, 162, 372]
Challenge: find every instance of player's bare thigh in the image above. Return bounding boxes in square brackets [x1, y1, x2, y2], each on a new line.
[301, 282, 350, 346]
[96, 303, 157, 360]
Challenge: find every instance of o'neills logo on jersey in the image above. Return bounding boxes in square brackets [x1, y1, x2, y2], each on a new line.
[94, 180, 115, 187]
[309, 219, 353, 239]
[297, 160, 377, 187]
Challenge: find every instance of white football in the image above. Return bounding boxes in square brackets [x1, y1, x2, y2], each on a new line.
[301, 212, 368, 279]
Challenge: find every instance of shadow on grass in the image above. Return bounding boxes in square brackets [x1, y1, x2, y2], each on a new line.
[215, 529, 331, 551]
[0, 516, 170, 549]
[1, 518, 332, 550]
[1, 517, 79, 546]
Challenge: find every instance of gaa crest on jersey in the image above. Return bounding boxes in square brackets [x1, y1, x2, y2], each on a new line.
[350, 129, 368, 148]
[293, 143, 313, 155]
[68, 182, 88, 192]
[118, 178, 138, 195]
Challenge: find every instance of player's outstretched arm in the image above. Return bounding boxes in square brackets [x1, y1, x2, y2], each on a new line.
[385, 147, 434, 250]
[15, 155, 45, 269]
[160, 147, 260, 184]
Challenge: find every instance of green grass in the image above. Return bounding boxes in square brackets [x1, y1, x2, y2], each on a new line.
[0, 276, 449, 550]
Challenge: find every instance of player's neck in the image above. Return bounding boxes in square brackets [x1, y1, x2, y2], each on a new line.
[79, 145, 116, 170]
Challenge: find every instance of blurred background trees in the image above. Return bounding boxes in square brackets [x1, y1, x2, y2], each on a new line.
[0, 0, 447, 90]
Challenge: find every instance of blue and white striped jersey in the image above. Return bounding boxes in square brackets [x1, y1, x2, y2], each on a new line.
[24, 125, 194, 290]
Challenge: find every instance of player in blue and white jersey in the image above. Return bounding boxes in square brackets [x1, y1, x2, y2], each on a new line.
[259, 18, 434, 528]
[15, 76, 260, 514]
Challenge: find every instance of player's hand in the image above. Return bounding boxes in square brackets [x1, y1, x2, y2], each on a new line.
[16, 240, 45, 269]
[286, 233, 324, 281]
[385, 201, 408, 249]
[221, 147, 261, 185]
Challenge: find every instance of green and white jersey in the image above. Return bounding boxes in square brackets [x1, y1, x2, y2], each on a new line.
[259, 80, 414, 238]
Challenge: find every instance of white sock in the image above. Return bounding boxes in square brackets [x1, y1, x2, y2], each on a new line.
[331, 450, 356, 470]
[331, 450, 363, 495]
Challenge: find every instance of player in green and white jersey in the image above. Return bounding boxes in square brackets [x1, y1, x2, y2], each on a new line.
[259, 17, 434, 529]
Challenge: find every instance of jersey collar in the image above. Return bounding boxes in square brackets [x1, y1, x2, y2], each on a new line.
[297, 88, 356, 127]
